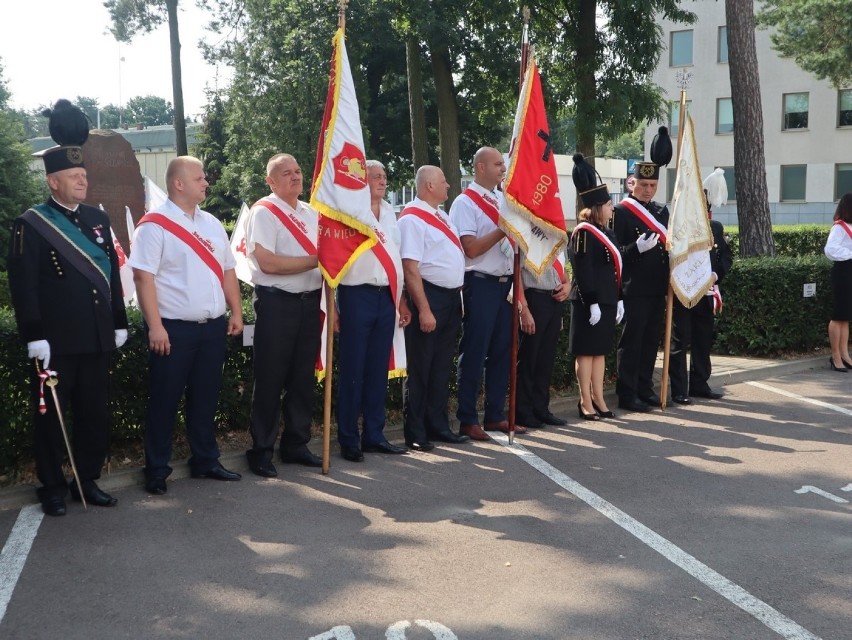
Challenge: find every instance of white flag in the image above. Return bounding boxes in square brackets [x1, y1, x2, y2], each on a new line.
[229, 202, 253, 286]
[144, 176, 168, 211]
[667, 115, 714, 308]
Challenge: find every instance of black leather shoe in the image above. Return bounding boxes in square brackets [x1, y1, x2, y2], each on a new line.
[248, 459, 278, 478]
[41, 496, 66, 516]
[430, 431, 471, 444]
[516, 415, 545, 428]
[535, 412, 568, 426]
[70, 482, 118, 507]
[672, 394, 691, 405]
[341, 446, 365, 462]
[690, 389, 724, 400]
[144, 478, 167, 495]
[638, 394, 661, 406]
[280, 449, 323, 467]
[618, 398, 652, 413]
[362, 441, 409, 454]
[191, 464, 241, 481]
[406, 441, 435, 452]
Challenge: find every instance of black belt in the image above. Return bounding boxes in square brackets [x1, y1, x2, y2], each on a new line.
[162, 315, 224, 325]
[525, 288, 554, 295]
[422, 280, 461, 293]
[470, 271, 511, 283]
[256, 285, 321, 299]
[340, 283, 391, 293]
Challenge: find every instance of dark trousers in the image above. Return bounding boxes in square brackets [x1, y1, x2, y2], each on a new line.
[517, 289, 564, 423]
[670, 296, 715, 396]
[247, 288, 320, 464]
[456, 272, 513, 425]
[616, 296, 665, 402]
[403, 281, 461, 443]
[144, 316, 227, 479]
[336, 284, 396, 448]
[31, 352, 111, 500]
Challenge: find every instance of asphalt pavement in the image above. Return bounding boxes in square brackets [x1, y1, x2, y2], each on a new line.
[1, 353, 850, 640]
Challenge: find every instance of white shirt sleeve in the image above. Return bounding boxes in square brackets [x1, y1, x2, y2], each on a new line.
[398, 216, 425, 262]
[127, 222, 164, 275]
[449, 196, 478, 238]
[825, 225, 852, 261]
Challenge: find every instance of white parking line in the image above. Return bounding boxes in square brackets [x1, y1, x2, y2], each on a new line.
[493, 435, 823, 640]
[747, 381, 852, 416]
[0, 505, 43, 624]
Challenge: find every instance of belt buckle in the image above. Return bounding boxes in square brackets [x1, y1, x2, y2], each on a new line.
[499, 276, 509, 283]
[198, 318, 208, 324]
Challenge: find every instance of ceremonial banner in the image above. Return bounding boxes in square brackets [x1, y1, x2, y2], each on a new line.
[502, 54, 567, 275]
[310, 27, 376, 288]
[144, 176, 168, 212]
[667, 115, 714, 308]
[229, 202, 253, 286]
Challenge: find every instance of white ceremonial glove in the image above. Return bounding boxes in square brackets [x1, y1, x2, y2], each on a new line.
[589, 303, 601, 326]
[27, 340, 51, 369]
[636, 232, 659, 254]
[499, 237, 514, 258]
[616, 300, 625, 324]
[114, 329, 128, 349]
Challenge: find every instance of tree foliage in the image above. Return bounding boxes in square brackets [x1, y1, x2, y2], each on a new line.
[124, 95, 175, 126]
[755, 0, 852, 88]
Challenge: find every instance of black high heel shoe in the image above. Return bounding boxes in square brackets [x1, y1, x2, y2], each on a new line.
[829, 358, 848, 373]
[591, 400, 616, 418]
[578, 401, 600, 421]
[842, 357, 852, 369]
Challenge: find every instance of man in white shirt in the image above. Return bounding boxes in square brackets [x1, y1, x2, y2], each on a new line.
[336, 160, 410, 462]
[450, 147, 526, 440]
[398, 165, 469, 451]
[130, 156, 244, 495]
[244, 153, 323, 477]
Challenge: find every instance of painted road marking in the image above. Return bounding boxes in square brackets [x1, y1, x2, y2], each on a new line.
[0, 505, 43, 624]
[492, 434, 823, 640]
[746, 381, 852, 416]
[794, 486, 849, 503]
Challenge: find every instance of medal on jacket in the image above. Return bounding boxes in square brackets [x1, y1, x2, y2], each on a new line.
[92, 224, 105, 244]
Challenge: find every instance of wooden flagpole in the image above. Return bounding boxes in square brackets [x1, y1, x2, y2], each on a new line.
[660, 72, 690, 411]
[507, 7, 531, 446]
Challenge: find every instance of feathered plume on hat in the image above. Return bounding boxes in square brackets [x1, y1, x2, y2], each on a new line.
[35, 99, 90, 174]
[703, 168, 728, 208]
[650, 126, 672, 167]
[572, 153, 610, 208]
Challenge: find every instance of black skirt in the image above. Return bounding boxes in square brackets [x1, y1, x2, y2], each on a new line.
[569, 300, 617, 355]
[831, 259, 852, 321]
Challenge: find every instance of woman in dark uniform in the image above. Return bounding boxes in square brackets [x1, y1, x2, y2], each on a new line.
[824, 192, 852, 371]
[569, 155, 623, 419]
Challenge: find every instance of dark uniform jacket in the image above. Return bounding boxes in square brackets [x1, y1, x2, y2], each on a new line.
[613, 196, 670, 298]
[568, 224, 620, 307]
[8, 198, 128, 355]
[709, 219, 733, 284]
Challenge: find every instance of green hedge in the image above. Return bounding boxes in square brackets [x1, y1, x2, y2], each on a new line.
[0, 251, 834, 477]
[724, 224, 830, 257]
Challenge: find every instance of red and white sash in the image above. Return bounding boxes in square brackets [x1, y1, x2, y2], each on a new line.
[835, 220, 852, 241]
[255, 198, 317, 256]
[463, 187, 500, 227]
[137, 213, 224, 287]
[399, 206, 463, 253]
[710, 284, 723, 315]
[620, 198, 668, 244]
[553, 255, 565, 282]
[366, 225, 401, 308]
[571, 222, 622, 290]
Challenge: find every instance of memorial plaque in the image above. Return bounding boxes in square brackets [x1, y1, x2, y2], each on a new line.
[82, 130, 145, 251]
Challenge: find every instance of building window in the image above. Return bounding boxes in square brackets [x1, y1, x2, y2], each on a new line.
[783, 93, 809, 130]
[718, 26, 728, 63]
[670, 30, 693, 67]
[780, 165, 807, 201]
[837, 164, 852, 200]
[668, 100, 692, 138]
[666, 168, 676, 203]
[718, 166, 736, 202]
[839, 90, 852, 127]
[716, 98, 734, 134]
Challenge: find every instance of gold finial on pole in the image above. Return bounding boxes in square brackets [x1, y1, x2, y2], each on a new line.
[338, 0, 348, 28]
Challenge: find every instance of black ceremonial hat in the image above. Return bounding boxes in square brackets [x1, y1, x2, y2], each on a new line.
[572, 154, 610, 208]
[633, 126, 673, 180]
[34, 99, 90, 174]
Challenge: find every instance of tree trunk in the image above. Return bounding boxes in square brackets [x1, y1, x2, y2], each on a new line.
[406, 36, 430, 171]
[167, 0, 188, 157]
[430, 43, 461, 205]
[725, 0, 774, 257]
[574, 0, 597, 158]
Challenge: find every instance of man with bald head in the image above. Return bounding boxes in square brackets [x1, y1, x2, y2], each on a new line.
[130, 156, 244, 495]
[450, 147, 525, 440]
[243, 153, 324, 476]
[398, 165, 468, 451]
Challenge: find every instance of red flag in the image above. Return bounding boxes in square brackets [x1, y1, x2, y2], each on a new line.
[501, 54, 567, 275]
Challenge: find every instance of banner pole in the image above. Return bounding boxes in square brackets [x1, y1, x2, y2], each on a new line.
[322, 283, 335, 474]
[660, 88, 689, 411]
